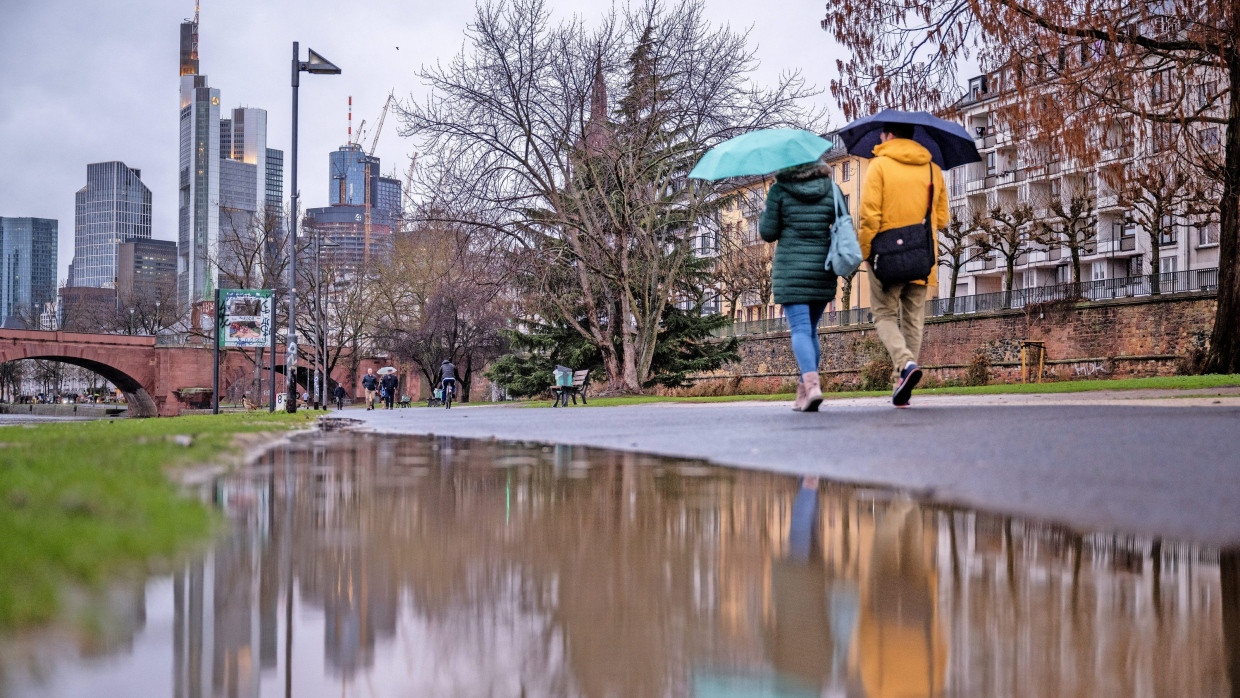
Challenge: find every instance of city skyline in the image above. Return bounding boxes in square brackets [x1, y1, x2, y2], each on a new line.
[0, 0, 840, 286]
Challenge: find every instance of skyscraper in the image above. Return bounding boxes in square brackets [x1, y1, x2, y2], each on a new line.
[177, 6, 283, 304]
[307, 145, 401, 270]
[0, 217, 57, 328]
[71, 161, 152, 288]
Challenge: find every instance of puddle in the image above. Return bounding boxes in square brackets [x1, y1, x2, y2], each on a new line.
[2, 432, 1237, 697]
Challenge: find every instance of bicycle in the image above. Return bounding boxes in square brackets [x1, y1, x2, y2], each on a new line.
[442, 380, 455, 409]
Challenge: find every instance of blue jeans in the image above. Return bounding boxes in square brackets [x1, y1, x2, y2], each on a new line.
[784, 302, 827, 375]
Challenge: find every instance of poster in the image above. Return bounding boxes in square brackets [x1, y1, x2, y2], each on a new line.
[219, 289, 274, 348]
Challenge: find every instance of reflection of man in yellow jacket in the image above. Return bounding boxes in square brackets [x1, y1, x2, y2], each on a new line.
[853, 500, 946, 698]
[858, 125, 949, 406]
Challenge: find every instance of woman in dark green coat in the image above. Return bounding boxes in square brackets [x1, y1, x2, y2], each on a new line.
[759, 161, 839, 412]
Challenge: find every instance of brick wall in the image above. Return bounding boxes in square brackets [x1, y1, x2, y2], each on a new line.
[677, 294, 1216, 394]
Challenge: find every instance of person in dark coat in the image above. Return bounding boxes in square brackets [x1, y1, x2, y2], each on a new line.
[333, 384, 347, 410]
[759, 160, 840, 412]
[379, 372, 398, 410]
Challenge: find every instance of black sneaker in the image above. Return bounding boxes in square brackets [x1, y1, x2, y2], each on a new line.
[892, 361, 922, 407]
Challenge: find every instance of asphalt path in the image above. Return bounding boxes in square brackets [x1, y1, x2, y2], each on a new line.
[340, 392, 1240, 547]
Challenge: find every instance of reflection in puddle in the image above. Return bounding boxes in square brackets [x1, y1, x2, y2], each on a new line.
[2, 433, 1237, 696]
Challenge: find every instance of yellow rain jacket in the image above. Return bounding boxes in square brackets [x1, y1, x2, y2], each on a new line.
[858, 138, 950, 287]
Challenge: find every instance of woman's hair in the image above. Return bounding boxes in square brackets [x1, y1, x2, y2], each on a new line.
[776, 160, 827, 181]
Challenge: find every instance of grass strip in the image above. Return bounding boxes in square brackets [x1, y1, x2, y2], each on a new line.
[0, 411, 312, 631]
[515, 374, 1240, 407]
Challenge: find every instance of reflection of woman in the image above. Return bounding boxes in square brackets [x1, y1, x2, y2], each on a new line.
[854, 500, 946, 698]
[766, 477, 834, 694]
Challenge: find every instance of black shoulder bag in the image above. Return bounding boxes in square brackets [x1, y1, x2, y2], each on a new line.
[869, 165, 935, 290]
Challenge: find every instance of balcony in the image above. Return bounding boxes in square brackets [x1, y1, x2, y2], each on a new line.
[967, 178, 987, 193]
[1096, 192, 1121, 209]
[994, 170, 1016, 187]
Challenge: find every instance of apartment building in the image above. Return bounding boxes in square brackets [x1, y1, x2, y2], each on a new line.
[944, 68, 1224, 300]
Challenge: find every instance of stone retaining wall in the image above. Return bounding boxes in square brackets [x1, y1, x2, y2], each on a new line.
[671, 293, 1216, 395]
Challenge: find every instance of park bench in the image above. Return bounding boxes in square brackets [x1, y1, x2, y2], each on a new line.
[398, 395, 412, 408]
[552, 369, 591, 407]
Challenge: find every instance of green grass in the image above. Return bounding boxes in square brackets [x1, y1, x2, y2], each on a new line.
[517, 374, 1240, 407]
[0, 411, 312, 631]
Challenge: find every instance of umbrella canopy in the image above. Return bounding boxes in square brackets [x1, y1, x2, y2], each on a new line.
[689, 128, 833, 181]
[377, 366, 397, 375]
[836, 109, 980, 170]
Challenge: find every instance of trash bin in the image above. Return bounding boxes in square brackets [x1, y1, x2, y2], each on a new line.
[554, 365, 573, 387]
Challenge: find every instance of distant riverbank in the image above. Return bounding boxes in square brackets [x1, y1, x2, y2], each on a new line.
[0, 403, 126, 419]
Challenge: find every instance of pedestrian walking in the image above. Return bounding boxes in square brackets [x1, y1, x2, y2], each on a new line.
[333, 384, 347, 410]
[857, 122, 948, 407]
[379, 371, 398, 410]
[361, 367, 379, 410]
[759, 160, 841, 412]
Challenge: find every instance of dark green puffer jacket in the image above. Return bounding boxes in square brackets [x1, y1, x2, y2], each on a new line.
[759, 174, 838, 305]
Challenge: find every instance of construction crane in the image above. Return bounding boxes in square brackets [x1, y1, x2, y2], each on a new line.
[361, 91, 396, 263]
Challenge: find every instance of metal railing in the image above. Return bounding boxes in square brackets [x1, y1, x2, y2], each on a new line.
[927, 267, 1218, 316]
[713, 268, 1218, 337]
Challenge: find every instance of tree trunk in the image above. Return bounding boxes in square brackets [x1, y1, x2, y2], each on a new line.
[1070, 248, 1082, 299]
[948, 266, 960, 314]
[1205, 44, 1240, 374]
[1149, 237, 1162, 296]
[1004, 258, 1016, 308]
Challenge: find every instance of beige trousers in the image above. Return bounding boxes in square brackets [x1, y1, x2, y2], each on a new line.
[868, 271, 929, 383]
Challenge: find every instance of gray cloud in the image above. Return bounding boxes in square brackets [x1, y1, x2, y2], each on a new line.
[0, 0, 841, 284]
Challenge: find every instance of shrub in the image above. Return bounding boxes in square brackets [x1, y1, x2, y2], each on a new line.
[965, 351, 990, 386]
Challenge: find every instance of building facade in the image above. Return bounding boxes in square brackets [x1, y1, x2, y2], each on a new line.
[71, 161, 152, 289]
[943, 69, 1225, 300]
[118, 238, 178, 302]
[0, 217, 58, 328]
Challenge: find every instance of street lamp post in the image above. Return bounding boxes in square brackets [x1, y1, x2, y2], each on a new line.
[286, 42, 341, 413]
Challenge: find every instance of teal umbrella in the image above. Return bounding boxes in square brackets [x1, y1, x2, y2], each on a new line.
[689, 129, 832, 181]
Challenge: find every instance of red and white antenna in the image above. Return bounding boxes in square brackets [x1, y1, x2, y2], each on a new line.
[347, 95, 353, 146]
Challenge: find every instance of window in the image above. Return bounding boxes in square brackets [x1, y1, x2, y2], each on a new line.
[1199, 127, 1221, 151]
[1151, 68, 1173, 104]
[1195, 80, 1218, 108]
[986, 152, 996, 175]
[1092, 262, 1107, 281]
[1198, 220, 1220, 246]
[1057, 265, 1072, 283]
[1150, 122, 1173, 153]
[842, 194, 850, 212]
[1160, 256, 1178, 274]
[841, 161, 852, 181]
[1158, 215, 1177, 246]
[1128, 255, 1144, 276]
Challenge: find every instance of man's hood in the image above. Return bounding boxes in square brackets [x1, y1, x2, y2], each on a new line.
[779, 176, 832, 202]
[872, 138, 932, 166]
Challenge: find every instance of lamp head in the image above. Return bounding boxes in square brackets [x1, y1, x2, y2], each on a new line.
[302, 48, 341, 75]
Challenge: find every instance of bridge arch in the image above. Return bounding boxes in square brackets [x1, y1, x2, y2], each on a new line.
[1, 350, 158, 418]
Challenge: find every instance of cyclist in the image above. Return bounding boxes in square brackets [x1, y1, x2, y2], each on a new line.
[439, 359, 457, 406]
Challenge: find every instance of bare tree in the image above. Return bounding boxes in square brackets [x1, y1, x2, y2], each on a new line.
[1036, 184, 1096, 294]
[1105, 149, 1217, 295]
[401, 0, 819, 392]
[938, 208, 987, 312]
[374, 221, 512, 402]
[977, 201, 1039, 307]
[821, 0, 1240, 371]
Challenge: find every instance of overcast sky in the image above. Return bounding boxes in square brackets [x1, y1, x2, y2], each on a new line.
[0, 0, 843, 284]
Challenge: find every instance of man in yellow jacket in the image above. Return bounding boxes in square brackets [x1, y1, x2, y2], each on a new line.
[858, 123, 949, 406]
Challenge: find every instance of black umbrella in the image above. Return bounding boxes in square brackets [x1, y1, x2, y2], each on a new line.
[836, 109, 981, 170]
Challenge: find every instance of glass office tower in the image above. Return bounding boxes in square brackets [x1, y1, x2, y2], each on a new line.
[0, 217, 57, 327]
[71, 162, 152, 288]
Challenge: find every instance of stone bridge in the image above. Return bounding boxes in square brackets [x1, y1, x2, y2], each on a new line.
[0, 329, 367, 417]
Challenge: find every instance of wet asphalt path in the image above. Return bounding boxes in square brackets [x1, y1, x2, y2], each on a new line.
[343, 395, 1240, 547]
